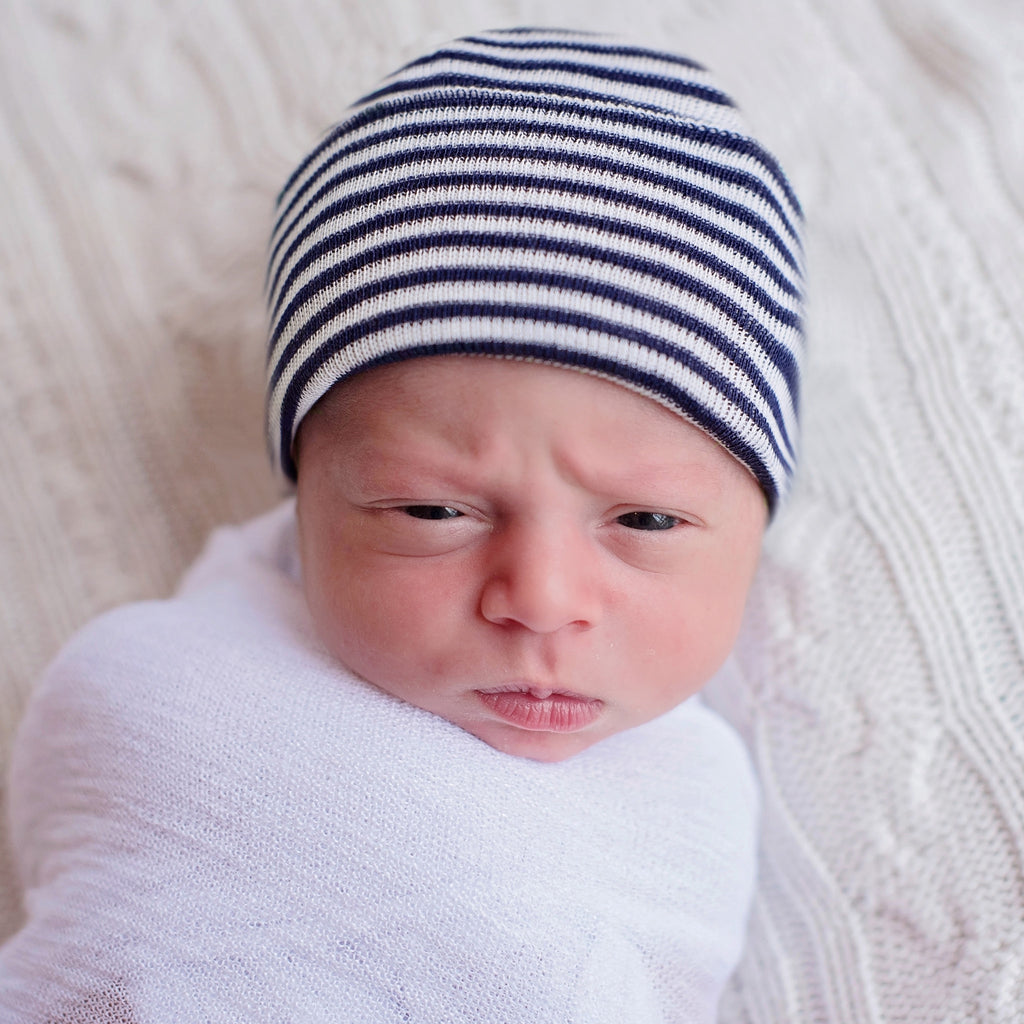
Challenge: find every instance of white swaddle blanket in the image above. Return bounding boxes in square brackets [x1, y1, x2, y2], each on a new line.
[1, 502, 758, 1023]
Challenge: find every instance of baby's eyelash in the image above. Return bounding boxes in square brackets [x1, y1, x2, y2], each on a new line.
[402, 505, 463, 520]
[615, 511, 681, 531]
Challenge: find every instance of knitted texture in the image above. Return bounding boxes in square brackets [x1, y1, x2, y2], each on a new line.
[1, 504, 758, 1023]
[5, 3, 1024, 1022]
[265, 28, 805, 511]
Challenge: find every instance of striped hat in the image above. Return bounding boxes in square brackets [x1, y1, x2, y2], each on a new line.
[266, 27, 805, 512]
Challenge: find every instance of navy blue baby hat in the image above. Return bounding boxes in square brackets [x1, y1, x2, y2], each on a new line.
[265, 27, 805, 513]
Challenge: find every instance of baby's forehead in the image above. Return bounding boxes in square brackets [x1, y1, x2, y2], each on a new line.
[302, 355, 760, 499]
[310, 355, 680, 434]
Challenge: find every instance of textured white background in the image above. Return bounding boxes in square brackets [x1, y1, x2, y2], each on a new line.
[3, 0, 1024, 1020]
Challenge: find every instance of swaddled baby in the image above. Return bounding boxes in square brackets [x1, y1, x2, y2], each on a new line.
[1, 27, 804, 1023]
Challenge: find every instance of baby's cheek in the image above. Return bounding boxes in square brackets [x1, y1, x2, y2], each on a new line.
[643, 605, 734, 689]
[303, 569, 381, 669]
[314, 584, 455, 688]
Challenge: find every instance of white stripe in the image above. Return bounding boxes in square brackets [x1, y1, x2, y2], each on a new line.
[267, 277, 797, 454]
[274, 107, 797, 248]
[379, 36, 741, 117]
[268, 149, 801, 300]
[273, 86, 795, 220]
[268, 234, 801, 399]
[269, 197, 801, 321]
[274, 318, 789, 492]
[373, 65, 738, 129]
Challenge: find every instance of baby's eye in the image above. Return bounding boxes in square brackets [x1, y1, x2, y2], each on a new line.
[402, 505, 464, 521]
[615, 511, 681, 531]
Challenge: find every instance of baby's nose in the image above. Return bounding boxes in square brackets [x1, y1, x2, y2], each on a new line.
[477, 520, 601, 635]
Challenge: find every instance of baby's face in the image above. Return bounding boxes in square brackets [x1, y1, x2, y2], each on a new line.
[296, 357, 767, 762]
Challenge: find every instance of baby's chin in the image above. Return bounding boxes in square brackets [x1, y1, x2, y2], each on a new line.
[466, 720, 609, 763]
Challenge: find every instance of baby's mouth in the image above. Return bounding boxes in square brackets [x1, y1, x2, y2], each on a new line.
[475, 684, 603, 732]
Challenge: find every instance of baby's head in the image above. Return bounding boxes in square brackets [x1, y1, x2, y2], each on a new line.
[266, 29, 804, 761]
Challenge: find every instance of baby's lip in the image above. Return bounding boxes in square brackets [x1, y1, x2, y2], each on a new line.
[475, 683, 603, 732]
[477, 682, 589, 700]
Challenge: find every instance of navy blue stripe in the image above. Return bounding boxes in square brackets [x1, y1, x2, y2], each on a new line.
[267, 165, 800, 309]
[358, 69, 731, 117]
[275, 310, 789, 504]
[268, 264, 797, 451]
[269, 232, 800, 395]
[273, 103, 800, 248]
[490, 27, 599, 36]
[456, 34, 706, 72]
[387, 50, 731, 106]
[268, 264, 798, 454]
[276, 91, 801, 227]
[269, 202, 800, 332]
[270, 143, 799, 288]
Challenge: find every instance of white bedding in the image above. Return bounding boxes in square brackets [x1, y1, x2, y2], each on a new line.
[3, 0, 1023, 1020]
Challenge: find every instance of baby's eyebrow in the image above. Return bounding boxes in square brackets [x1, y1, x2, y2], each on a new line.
[557, 452, 728, 502]
[348, 447, 477, 493]
[346, 426, 731, 506]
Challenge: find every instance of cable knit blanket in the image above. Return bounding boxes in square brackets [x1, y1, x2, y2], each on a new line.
[2, 503, 758, 1022]
[3, 1, 1024, 1021]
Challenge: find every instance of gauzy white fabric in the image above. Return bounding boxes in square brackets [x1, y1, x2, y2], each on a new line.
[1, 502, 759, 1024]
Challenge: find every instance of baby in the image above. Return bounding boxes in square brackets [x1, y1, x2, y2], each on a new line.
[1, 28, 803, 1023]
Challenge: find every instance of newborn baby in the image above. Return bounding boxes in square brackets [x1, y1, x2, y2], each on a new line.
[295, 356, 767, 763]
[1, 27, 804, 1023]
